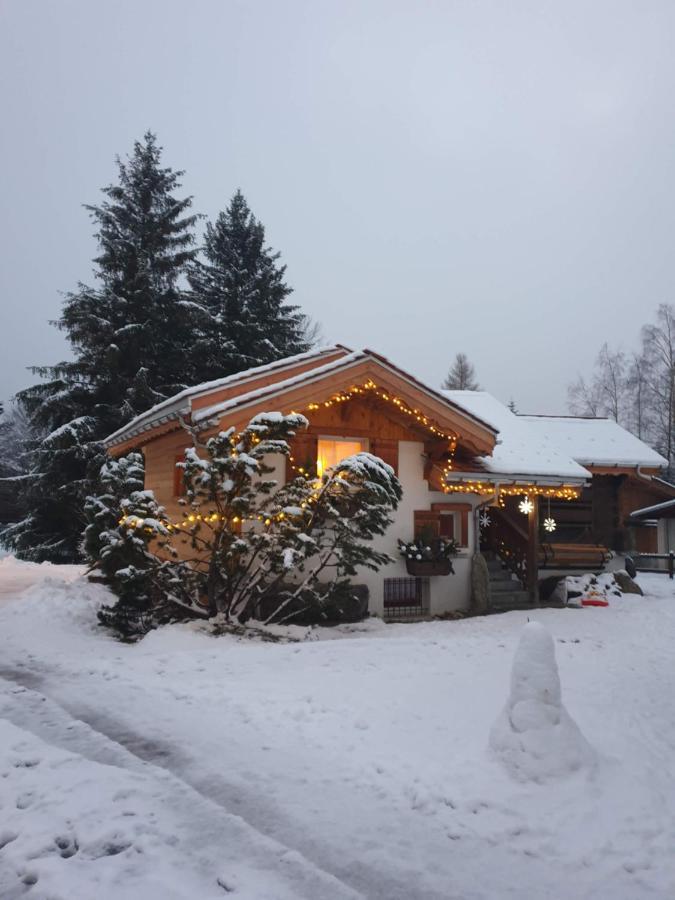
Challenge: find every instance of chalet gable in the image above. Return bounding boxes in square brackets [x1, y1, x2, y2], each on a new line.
[104, 348, 498, 461]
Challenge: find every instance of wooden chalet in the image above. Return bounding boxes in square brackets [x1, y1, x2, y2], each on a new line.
[103, 346, 674, 618]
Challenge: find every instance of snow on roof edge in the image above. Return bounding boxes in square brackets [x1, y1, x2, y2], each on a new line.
[192, 351, 369, 423]
[102, 345, 348, 447]
[520, 414, 668, 469]
[193, 351, 500, 438]
[442, 390, 591, 482]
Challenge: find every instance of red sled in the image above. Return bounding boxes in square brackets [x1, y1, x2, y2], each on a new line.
[581, 597, 609, 607]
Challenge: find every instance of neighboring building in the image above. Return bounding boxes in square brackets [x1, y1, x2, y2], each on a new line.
[103, 346, 674, 618]
[520, 414, 673, 553]
[629, 499, 675, 558]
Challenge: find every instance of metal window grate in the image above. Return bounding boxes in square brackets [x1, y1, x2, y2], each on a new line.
[383, 577, 430, 620]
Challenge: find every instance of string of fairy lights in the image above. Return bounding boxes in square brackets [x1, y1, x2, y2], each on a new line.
[118, 378, 579, 536]
[442, 480, 580, 501]
[286, 378, 459, 478]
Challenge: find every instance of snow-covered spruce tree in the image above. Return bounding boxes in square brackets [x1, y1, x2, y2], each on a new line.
[2, 416, 103, 561]
[94, 489, 196, 638]
[175, 413, 402, 624]
[84, 455, 199, 637]
[83, 452, 145, 563]
[7, 132, 199, 562]
[187, 190, 312, 381]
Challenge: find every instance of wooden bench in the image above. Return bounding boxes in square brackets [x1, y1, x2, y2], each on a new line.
[539, 542, 611, 570]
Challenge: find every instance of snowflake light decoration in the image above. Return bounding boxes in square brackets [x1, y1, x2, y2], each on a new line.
[479, 511, 491, 530]
[543, 517, 557, 533]
[518, 497, 534, 515]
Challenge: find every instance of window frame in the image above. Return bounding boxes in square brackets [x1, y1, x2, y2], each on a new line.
[316, 435, 369, 477]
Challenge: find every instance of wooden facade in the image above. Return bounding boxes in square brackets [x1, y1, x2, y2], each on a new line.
[129, 355, 499, 581]
[541, 468, 675, 553]
[106, 346, 674, 613]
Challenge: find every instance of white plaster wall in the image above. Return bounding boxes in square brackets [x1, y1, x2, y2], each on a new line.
[355, 440, 477, 616]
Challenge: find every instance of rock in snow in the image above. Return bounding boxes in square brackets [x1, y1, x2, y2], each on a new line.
[489, 621, 596, 782]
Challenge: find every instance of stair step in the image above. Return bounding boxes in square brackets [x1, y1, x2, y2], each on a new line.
[490, 591, 532, 609]
[490, 578, 523, 592]
[489, 570, 517, 583]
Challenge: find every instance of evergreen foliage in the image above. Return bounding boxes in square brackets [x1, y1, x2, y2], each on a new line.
[188, 190, 311, 380]
[5, 133, 199, 561]
[90, 413, 402, 636]
[175, 413, 401, 624]
[85, 452, 197, 638]
[0, 402, 34, 528]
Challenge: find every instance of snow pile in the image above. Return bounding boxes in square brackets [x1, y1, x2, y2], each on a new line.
[0, 555, 85, 607]
[566, 572, 622, 606]
[490, 622, 596, 782]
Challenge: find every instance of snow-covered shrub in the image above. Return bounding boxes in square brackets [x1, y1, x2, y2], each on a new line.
[89, 414, 402, 636]
[177, 414, 402, 624]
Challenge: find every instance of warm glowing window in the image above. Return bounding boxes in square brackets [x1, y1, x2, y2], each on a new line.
[316, 438, 367, 477]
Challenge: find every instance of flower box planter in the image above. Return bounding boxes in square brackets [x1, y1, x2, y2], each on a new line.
[405, 558, 453, 577]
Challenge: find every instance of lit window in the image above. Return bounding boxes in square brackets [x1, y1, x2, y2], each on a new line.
[317, 438, 367, 477]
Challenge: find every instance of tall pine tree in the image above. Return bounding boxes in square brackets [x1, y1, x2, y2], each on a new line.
[4, 132, 199, 561]
[187, 190, 311, 381]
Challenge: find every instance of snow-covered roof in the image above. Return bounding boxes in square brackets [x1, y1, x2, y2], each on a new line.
[520, 415, 668, 469]
[442, 391, 590, 484]
[103, 346, 498, 450]
[102, 345, 349, 448]
[192, 350, 370, 424]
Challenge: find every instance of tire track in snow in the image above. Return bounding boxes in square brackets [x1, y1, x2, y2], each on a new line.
[0, 665, 464, 900]
[0, 671, 362, 900]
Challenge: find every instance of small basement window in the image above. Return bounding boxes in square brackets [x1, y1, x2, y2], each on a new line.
[383, 577, 430, 621]
[316, 437, 367, 477]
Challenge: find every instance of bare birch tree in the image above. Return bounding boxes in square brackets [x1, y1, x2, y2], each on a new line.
[442, 353, 480, 390]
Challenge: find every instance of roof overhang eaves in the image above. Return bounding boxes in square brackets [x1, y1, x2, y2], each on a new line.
[103, 347, 499, 454]
[362, 349, 498, 437]
[192, 352, 370, 425]
[630, 498, 675, 518]
[102, 405, 190, 449]
[102, 344, 350, 450]
[444, 470, 589, 488]
[578, 460, 667, 470]
[192, 352, 499, 445]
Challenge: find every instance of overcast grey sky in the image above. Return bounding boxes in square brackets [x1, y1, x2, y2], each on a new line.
[2, 0, 675, 413]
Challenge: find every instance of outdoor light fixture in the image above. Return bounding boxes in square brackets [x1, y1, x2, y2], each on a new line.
[518, 497, 534, 515]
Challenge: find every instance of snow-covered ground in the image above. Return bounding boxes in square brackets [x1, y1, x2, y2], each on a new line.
[1, 556, 675, 899]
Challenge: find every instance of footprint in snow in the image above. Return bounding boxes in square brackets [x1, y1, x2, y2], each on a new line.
[13, 756, 40, 768]
[54, 834, 79, 858]
[0, 831, 18, 851]
[16, 793, 34, 810]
